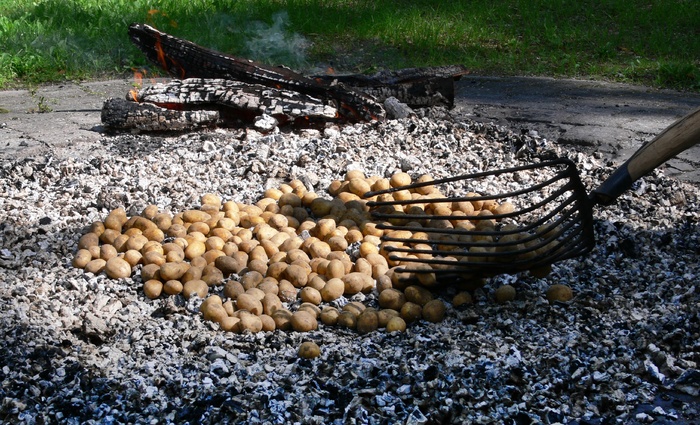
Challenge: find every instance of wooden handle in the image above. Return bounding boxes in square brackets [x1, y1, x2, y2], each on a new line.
[626, 105, 700, 180]
[592, 106, 700, 205]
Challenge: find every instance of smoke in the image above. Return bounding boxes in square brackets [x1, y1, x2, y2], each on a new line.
[243, 11, 309, 69]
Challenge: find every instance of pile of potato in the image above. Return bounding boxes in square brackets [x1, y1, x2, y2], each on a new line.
[72, 169, 570, 336]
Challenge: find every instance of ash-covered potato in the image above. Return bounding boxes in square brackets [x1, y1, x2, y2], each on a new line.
[72, 249, 93, 269]
[320, 306, 340, 326]
[291, 310, 318, 332]
[494, 284, 516, 303]
[379, 288, 406, 311]
[356, 309, 379, 334]
[422, 299, 446, 322]
[182, 279, 208, 299]
[385, 316, 407, 333]
[143, 279, 163, 299]
[298, 341, 321, 359]
[546, 284, 573, 303]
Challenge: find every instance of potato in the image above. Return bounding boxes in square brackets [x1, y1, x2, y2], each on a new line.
[201, 193, 222, 208]
[201, 265, 224, 286]
[378, 288, 406, 311]
[258, 314, 277, 332]
[298, 303, 321, 319]
[182, 209, 211, 223]
[306, 275, 327, 291]
[376, 274, 393, 293]
[73, 249, 93, 269]
[422, 299, 446, 323]
[320, 278, 345, 302]
[326, 235, 348, 252]
[99, 228, 121, 245]
[257, 278, 279, 295]
[159, 262, 189, 281]
[166, 224, 187, 239]
[214, 256, 242, 277]
[546, 284, 573, 303]
[89, 221, 106, 237]
[182, 279, 208, 299]
[342, 272, 373, 295]
[111, 234, 130, 253]
[283, 264, 308, 288]
[236, 293, 263, 315]
[390, 172, 411, 188]
[325, 259, 345, 280]
[272, 309, 293, 330]
[123, 249, 143, 267]
[104, 207, 128, 231]
[320, 307, 340, 326]
[356, 310, 379, 334]
[300, 287, 322, 305]
[400, 302, 422, 323]
[342, 301, 366, 317]
[223, 280, 245, 300]
[78, 232, 100, 250]
[291, 310, 318, 332]
[336, 311, 357, 329]
[84, 258, 107, 275]
[403, 285, 434, 306]
[261, 293, 282, 316]
[184, 240, 206, 260]
[219, 316, 241, 332]
[238, 312, 263, 333]
[163, 279, 184, 296]
[298, 341, 321, 359]
[143, 279, 163, 299]
[221, 300, 234, 317]
[240, 271, 264, 290]
[494, 284, 516, 303]
[386, 316, 407, 333]
[276, 280, 296, 303]
[377, 309, 400, 328]
[104, 257, 131, 279]
[452, 291, 473, 307]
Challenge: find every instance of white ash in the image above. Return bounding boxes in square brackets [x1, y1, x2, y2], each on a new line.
[1, 109, 700, 424]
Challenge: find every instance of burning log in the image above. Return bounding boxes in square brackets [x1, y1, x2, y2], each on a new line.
[101, 23, 470, 132]
[127, 23, 383, 122]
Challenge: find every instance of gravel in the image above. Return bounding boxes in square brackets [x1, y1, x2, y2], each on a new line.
[1, 107, 699, 424]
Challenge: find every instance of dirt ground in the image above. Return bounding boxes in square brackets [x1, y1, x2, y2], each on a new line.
[1, 75, 699, 181]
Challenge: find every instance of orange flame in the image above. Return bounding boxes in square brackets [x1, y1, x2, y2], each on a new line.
[129, 68, 145, 101]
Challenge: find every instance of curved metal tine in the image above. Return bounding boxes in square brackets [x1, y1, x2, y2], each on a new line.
[375, 182, 581, 243]
[364, 158, 576, 199]
[366, 163, 575, 209]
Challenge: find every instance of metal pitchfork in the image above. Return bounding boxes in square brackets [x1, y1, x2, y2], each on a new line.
[364, 106, 700, 282]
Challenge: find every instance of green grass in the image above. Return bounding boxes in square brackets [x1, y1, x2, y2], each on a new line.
[1, 0, 698, 91]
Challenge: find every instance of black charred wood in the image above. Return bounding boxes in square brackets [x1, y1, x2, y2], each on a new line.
[128, 23, 384, 122]
[312, 65, 469, 108]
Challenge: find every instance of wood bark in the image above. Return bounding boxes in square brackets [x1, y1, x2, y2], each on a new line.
[312, 65, 469, 108]
[103, 78, 339, 131]
[128, 23, 384, 122]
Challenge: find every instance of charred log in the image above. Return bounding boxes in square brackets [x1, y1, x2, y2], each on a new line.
[312, 65, 469, 108]
[101, 98, 219, 132]
[128, 23, 384, 122]
[103, 78, 339, 131]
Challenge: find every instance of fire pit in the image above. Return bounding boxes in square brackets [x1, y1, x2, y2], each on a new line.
[1, 25, 699, 424]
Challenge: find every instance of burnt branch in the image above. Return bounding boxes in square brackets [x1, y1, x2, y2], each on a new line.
[128, 23, 384, 122]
